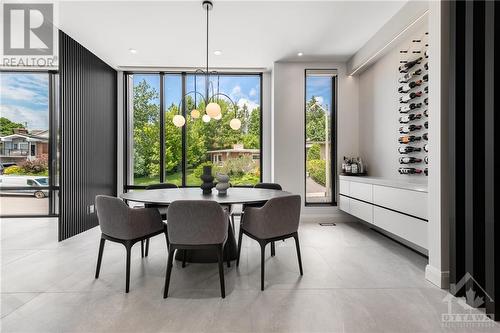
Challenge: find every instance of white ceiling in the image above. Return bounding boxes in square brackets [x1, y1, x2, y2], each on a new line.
[57, 1, 407, 70]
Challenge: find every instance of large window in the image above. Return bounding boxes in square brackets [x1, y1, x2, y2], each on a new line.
[305, 70, 336, 205]
[0, 71, 59, 216]
[126, 72, 262, 188]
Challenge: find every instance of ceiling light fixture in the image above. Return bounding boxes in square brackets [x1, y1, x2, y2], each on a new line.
[172, 1, 240, 130]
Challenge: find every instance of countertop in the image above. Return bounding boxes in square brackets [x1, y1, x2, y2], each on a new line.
[339, 175, 428, 193]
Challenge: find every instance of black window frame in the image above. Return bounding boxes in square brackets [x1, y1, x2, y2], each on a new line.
[304, 69, 338, 206]
[123, 71, 264, 191]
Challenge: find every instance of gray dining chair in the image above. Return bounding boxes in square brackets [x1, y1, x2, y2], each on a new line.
[95, 195, 167, 293]
[236, 195, 303, 290]
[141, 183, 178, 257]
[164, 200, 229, 298]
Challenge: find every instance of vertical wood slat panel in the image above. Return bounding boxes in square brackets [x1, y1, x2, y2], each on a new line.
[58, 31, 117, 241]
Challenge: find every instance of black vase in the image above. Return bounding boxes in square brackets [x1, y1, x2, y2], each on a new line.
[200, 165, 215, 195]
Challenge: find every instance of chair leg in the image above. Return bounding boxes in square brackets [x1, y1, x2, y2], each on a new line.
[141, 240, 144, 258]
[236, 227, 243, 266]
[260, 242, 266, 291]
[271, 242, 276, 257]
[182, 250, 187, 268]
[216, 245, 226, 298]
[293, 233, 303, 275]
[163, 246, 175, 298]
[164, 229, 169, 250]
[231, 214, 235, 231]
[95, 237, 105, 279]
[145, 238, 150, 257]
[125, 242, 132, 293]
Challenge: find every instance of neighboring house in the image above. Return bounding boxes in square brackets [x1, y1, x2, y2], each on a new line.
[0, 129, 49, 163]
[207, 144, 260, 165]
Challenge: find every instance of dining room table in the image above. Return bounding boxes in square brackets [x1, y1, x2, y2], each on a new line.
[120, 187, 291, 263]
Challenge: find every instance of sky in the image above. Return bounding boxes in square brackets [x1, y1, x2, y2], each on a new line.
[0, 73, 50, 131]
[306, 76, 333, 113]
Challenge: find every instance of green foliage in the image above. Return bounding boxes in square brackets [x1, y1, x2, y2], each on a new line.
[307, 159, 326, 186]
[0, 117, 25, 136]
[307, 143, 321, 160]
[219, 156, 256, 178]
[193, 161, 215, 179]
[306, 96, 326, 142]
[4, 158, 48, 176]
[3, 165, 23, 175]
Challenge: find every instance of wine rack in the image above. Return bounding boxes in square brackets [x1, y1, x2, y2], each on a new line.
[397, 32, 429, 176]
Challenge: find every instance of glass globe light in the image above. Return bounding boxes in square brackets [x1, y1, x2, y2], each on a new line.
[191, 109, 200, 119]
[202, 114, 211, 123]
[173, 114, 185, 127]
[230, 118, 241, 130]
[206, 102, 221, 118]
[214, 112, 222, 120]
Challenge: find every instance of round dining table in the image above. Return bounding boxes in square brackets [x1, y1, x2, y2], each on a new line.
[120, 187, 291, 263]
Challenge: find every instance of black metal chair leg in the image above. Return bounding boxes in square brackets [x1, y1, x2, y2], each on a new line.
[125, 242, 132, 293]
[216, 245, 226, 298]
[231, 214, 235, 231]
[293, 233, 303, 275]
[182, 250, 187, 268]
[145, 238, 150, 257]
[236, 228, 243, 266]
[164, 230, 169, 249]
[141, 240, 144, 258]
[260, 242, 266, 290]
[271, 242, 276, 257]
[163, 245, 174, 298]
[95, 237, 105, 279]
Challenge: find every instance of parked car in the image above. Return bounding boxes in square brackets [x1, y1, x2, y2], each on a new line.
[0, 176, 49, 199]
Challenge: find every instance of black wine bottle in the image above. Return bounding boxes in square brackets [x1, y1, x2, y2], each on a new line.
[399, 124, 422, 133]
[424, 168, 428, 176]
[424, 62, 429, 70]
[399, 157, 422, 164]
[424, 109, 429, 117]
[400, 91, 423, 103]
[424, 156, 429, 164]
[398, 146, 422, 154]
[423, 133, 428, 141]
[424, 97, 429, 105]
[399, 103, 422, 113]
[399, 113, 422, 123]
[424, 121, 428, 129]
[399, 57, 422, 73]
[424, 86, 428, 94]
[398, 80, 423, 93]
[424, 143, 429, 152]
[399, 167, 423, 174]
[399, 69, 422, 83]
[423, 74, 428, 82]
[399, 135, 422, 144]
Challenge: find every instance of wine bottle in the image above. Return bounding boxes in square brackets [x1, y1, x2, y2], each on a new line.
[399, 113, 422, 123]
[425, 50, 429, 58]
[399, 57, 422, 73]
[399, 167, 423, 174]
[424, 62, 429, 70]
[424, 143, 429, 152]
[399, 157, 422, 164]
[399, 69, 422, 83]
[399, 124, 422, 133]
[399, 103, 422, 113]
[424, 156, 429, 164]
[399, 135, 422, 144]
[424, 109, 429, 117]
[423, 133, 428, 141]
[424, 121, 428, 129]
[398, 80, 423, 93]
[424, 86, 428, 94]
[423, 73, 428, 82]
[398, 146, 422, 154]
[424, 97, 429, 105]
[424, 168, 428, 176]
[400, 91, 423, 103]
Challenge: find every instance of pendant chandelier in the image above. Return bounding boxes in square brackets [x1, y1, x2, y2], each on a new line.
[172, 0, 241, 131]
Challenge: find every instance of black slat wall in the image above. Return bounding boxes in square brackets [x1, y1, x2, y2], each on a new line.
[449, 0, 498, 319]
[59, 31, 117, 241]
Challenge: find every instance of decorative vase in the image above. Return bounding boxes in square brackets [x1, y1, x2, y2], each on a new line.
[215, 173, 230, 195]
[200, 165, 215, 195]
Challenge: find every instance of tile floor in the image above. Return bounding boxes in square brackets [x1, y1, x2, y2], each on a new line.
[1, 216, 499, 332]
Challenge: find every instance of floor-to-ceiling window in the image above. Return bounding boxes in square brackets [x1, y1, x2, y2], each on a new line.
[304, 70, 336, 205]
[125, 72, 262, 189]
[0, 71, 59, 216]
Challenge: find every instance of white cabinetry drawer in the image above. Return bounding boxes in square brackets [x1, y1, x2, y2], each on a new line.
[372, 185, 427, 220]
[349, 182, 373, 202]
[373, 206, 427, 249]
[339, 195, 350, 213]
[339, 180, 350, 195]
[349, 198, 373, 223]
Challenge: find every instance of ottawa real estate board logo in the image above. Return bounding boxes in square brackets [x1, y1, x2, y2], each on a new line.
[2, 3, 57, 68]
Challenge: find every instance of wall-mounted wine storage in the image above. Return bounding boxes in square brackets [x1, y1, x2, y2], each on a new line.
[397, 32, 429, 176]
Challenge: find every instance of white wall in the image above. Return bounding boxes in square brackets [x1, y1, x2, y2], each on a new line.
[358, 20, 428, 180]
[272, 61, 359, 215]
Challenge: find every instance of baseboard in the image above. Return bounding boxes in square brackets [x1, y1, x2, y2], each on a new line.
[425, 264, 450, 288]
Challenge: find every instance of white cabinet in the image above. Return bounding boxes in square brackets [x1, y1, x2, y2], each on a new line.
[349, 181, 373, 202]
[339, 180, 350, 196]
[339, 195, 350, 212]
[349, 198, 373, 223]
[373, 185, 427, 220]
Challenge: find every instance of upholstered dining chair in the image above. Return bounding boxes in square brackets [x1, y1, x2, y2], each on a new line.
[236, 195, 303, 290]
[141, 183, 178, 257]
[95, 195, 167, 293]
[164, 200, 229, 298]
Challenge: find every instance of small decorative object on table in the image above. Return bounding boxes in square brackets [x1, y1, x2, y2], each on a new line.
[215, 173, 230, 195]
[200, 165, 215, 194]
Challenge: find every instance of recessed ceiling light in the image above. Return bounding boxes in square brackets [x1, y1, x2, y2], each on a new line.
[129, 48, 137, 54]
[297, 52, 304, 57]
[214, 50, 222, 56]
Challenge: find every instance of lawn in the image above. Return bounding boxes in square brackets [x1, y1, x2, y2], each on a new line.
[134, 170, 259, 187]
